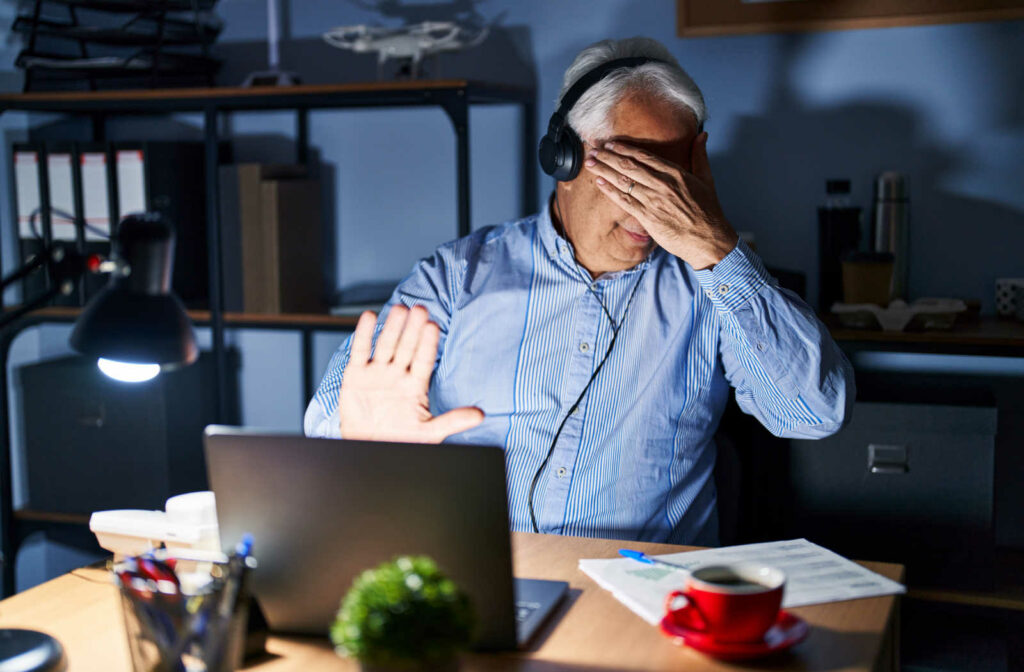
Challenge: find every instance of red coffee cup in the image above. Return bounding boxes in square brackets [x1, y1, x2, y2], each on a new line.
[664, 563, 785, 643]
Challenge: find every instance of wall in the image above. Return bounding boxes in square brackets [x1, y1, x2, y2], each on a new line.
[209, 0, 1024, 311]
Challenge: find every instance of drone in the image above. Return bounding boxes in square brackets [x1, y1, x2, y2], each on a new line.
[323, 21, 490, 79]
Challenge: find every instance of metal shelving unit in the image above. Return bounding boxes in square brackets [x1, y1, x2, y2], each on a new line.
[14, 0, 222, 91]
[0, 79, 537, 595]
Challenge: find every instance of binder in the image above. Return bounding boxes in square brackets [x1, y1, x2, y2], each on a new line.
[12, 145, 53, 303]
[114, 142, 210, 306]
[46, 150, 76, 241]
[115, 148, 147, 219]
[13, 148, 40, 243]
[9, 141, 210, 307]
[80, 150, 112, 242]
[75, 144, 115, 302]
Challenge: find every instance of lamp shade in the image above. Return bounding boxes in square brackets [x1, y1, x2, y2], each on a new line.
[70, 213, 198, 369]
[70, 289, 197, 367]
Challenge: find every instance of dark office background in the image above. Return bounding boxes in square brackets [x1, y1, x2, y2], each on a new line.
[0, 5, 1022, 668]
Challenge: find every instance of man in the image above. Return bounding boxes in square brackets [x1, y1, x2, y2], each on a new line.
[306, 37, 854, 546]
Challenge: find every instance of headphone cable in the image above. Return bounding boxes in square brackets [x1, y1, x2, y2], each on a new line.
[528, 196, 647, 532]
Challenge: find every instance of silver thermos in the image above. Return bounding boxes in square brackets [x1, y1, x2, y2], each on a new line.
[872, 172, 909, 300]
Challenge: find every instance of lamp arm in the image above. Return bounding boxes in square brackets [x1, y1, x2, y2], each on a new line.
[0, 285, 63, 331]
[0, 249, 52, 294]
[0, 244, 100, 331]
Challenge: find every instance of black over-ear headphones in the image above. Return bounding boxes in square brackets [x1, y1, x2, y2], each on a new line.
[538, 56, 665, 182]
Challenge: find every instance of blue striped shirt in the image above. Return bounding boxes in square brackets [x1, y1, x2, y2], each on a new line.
[305, 204, 854, 545]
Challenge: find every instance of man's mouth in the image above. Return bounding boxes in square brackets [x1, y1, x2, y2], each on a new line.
[620, 226, 651, 243]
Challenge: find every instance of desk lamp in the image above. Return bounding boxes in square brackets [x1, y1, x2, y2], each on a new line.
[0, 213, 197, 669]
[69, 212, 198, 382]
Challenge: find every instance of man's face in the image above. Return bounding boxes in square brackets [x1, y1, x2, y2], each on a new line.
[556, 91, 699, 276]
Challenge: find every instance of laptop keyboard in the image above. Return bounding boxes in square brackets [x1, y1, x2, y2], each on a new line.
[515, 600, 542, 623]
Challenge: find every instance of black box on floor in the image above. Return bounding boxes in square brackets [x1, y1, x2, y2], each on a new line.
[16, 354, 220, 514]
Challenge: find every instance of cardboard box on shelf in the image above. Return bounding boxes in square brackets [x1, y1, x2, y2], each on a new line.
[220, 164, 323, 314]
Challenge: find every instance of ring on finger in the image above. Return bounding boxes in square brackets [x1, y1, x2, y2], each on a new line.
[627, 180, 636, 195]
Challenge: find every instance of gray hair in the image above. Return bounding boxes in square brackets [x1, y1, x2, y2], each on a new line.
[558, 37, 706, 142]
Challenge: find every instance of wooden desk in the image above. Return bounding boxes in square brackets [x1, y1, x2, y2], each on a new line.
[0, 533, 903, 671]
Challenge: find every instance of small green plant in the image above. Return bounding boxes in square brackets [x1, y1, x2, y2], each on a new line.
[331, 555, 475, 668]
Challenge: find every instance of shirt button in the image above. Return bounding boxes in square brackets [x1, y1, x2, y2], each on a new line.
[579, 342, 590, 353]
[718, 284, 730, 295]
[705, 290, 714, 299]
[556, 467, 567, 478]
[757, 342, 767, 352]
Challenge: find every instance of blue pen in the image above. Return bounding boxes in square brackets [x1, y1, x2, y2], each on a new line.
[619, 549, 692, 574]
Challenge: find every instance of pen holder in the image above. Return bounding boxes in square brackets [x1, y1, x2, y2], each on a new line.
[116, 553, 253, 672]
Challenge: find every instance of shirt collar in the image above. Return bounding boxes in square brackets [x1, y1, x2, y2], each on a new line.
[538, 198, 659, 280]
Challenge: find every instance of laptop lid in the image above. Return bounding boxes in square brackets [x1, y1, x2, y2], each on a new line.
[203, 426, 518, 650]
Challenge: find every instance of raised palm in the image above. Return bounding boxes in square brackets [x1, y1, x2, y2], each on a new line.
[338, 305, 483, 443]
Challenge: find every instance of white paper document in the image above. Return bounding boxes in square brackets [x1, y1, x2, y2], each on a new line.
[578, 538, 905, 626]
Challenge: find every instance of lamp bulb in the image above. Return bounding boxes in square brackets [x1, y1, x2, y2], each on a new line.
[98, 358, 160, 383]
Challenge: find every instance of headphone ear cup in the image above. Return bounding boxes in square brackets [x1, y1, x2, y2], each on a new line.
[538, 126, 583, 182]
[538, 134, 560, 178]
[554, 126, 583, 182]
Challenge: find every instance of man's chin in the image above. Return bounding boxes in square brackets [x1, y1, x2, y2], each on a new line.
[615, 241, 655, 268]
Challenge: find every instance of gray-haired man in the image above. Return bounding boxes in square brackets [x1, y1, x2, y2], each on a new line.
[306, 37, 854, 545]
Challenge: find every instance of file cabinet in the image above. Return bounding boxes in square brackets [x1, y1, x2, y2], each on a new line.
[787, 401, 996, 577]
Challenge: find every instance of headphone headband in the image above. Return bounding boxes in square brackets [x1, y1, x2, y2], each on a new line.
[540, 56, 667, 182]
[549, 56, 664, 134]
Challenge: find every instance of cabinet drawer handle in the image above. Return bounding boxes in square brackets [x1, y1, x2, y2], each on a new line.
[870, 464, 908, 474]
[867, 443, 909, 475]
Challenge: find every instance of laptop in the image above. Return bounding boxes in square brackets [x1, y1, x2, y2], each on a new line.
[203, 426, 567, 650]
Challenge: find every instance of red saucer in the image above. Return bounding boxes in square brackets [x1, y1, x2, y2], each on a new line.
[660, 608, 809, 661]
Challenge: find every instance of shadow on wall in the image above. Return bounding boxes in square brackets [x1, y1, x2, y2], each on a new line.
[696, 29, 1024, 313]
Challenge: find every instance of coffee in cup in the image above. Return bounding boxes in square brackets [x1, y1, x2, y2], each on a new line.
[664, 563, 785, 643]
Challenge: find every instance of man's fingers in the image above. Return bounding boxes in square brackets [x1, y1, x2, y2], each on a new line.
[601, 141, 680, 177]
[595, 176, 647, 220]
[584, 147, 662, 191]
[349, 310, 378, 366]
[428, 406, 485, 441]
[410, 321, 441, 384]
[392, 305, 429, 370]
[691, 132, 714, 185]
[584, 156, 657, 198]
[373, 305, 407, 363]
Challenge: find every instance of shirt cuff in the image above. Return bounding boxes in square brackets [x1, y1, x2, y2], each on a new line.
[303, 397, 342, 438]
[693, 238, 773, 312]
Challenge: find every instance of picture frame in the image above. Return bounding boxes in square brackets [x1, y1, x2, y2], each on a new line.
[677, 0, 1024, 37]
